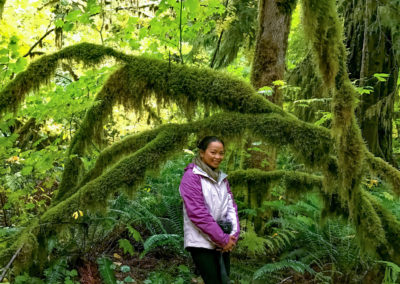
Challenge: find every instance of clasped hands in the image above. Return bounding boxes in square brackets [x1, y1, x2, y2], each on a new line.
[218, 235, 237, 253]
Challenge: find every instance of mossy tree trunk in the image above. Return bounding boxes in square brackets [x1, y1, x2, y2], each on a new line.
[247, 0, 295, 232]
[247, 0, 295, 170]
[339, 0, 398, 164]
[251, 0, 294, 105]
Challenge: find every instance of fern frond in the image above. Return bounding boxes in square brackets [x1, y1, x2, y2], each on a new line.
[253, 260, 314, 280]
[97, 257, 117, 284]
[141, 234, 182, 257]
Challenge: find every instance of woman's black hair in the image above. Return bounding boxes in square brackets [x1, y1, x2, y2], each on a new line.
[197, 136, 225, 151]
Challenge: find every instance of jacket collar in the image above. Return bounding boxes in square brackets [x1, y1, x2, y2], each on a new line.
[192, 164, 228, 185]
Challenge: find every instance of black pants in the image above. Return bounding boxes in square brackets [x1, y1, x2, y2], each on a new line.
[188, 247, 230, 284]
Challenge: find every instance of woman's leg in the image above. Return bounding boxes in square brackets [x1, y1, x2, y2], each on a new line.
[188, 247, 222, 284]
[222, 252, 230, 276]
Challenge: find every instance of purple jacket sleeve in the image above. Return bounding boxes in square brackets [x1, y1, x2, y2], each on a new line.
[180, 171, 230, 247]
[226, 180, 240, 242]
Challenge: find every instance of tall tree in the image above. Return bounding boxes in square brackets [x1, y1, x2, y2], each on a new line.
[339, 0, 399, 164]
[251, 0, 295, 105]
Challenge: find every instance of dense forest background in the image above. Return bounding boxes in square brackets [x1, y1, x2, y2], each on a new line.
[1, 0, 400, 283]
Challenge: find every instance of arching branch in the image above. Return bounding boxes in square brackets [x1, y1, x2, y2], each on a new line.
[0, 43, 286, 117]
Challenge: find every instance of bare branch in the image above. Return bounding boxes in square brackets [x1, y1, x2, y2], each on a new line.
[23, 28, 55, 58]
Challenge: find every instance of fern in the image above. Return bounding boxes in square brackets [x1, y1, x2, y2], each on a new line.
[253, 260, 314, 280]
[141, 234, 182, 258]
[44, 258, 69, 284]
[118, 238, 135, 256]
[97, 257, 117, 284]
[378, 261, 400, 284]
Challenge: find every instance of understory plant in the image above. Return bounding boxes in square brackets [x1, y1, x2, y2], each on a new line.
[244, 194, 377, 283]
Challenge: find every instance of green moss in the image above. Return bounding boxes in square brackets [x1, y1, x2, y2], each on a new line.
[3, 32, 400, 271]
[0, 43, 286, 118]
[229, 169, 323, 195]
[301, 0, 400, 263]
[301, 0, 341, 88]
[365, 151, 400, 194]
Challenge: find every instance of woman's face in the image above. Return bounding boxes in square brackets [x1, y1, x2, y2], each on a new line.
[200, 141, 225, 169]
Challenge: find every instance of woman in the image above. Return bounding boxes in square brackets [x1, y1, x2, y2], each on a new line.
[179, 136, 240, 284]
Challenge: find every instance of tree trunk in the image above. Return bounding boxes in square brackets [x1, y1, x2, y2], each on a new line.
[340, 0, 398, 164]
[248, 0, 294, 232]
[251, 0, 293, 106]
[247, 0, 293, 171]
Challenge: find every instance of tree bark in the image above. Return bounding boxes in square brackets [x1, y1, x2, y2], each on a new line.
[246, 0, 293, 171]
[248, 0, 294, 232]
[340, 0, 398, 164]
[251, 0, 293, 106]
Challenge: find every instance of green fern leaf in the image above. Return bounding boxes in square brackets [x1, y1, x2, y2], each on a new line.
[118, 238, 135, 256]
[97, 257, 117, 284]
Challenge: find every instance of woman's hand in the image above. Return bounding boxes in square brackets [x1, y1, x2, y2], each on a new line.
[221, 235, 237, 252]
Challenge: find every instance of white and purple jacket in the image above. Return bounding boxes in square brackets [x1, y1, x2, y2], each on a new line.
[179, 163, 240, 249]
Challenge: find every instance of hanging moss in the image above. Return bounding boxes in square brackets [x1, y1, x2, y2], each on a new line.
[301, 0, 341, 88]
[229, 169, 323, 195]
[301, 0, 400, 263]
[2, 30, 400, 271]
[285, 53, 329, 123]
[61, 125, 166, 201]
[365, 151, 400, 194]
[0, 43, 286, 118]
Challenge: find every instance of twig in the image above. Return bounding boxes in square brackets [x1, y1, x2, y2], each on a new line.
[279, 276, 293, 283]
[0, 245, 23, 282]
[55, 74, 73, 82]
[210, 30, 224, 68]
[23, 28, 55, 58]
[179, 0, 184, 64]
[115, 2, 159, 11]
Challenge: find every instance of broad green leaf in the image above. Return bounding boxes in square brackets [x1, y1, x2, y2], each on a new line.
[54, 19, 64, 28]
[186, 0, 199, 13]
[63, 22, 75, 32]
[123, 276, 134, 283]
[65, 10, 81, 22]
[14, 57, 28, 73]
[120, 265, 130, 273]
[25, 202, 35, 209]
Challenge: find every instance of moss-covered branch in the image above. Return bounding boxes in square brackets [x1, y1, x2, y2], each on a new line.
[301, 0, 400, 263]
[229, 168, 323, 195]
[365, 151, 400, 194]
[71, 112, 332, 196]
[0, 43, 286, 117]
[2, 127, 188, 270]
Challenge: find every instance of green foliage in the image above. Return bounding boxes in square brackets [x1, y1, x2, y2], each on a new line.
[141, 234, 183, 258]
[253, 260, 313, 280]
[1, 0, 400, 276]
[379, 261, 400, 284]
[254, 194, 375, 283]
[14, 273, 44, 284]
[43, 257, 79, 284]
[236, 223, 269, 257]
[97, 257, 117, 284]
[118, 238, 135, 256]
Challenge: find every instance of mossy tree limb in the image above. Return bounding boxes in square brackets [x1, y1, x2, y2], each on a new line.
[301, 0, 399, 261]
[2, 31, 400, 272]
